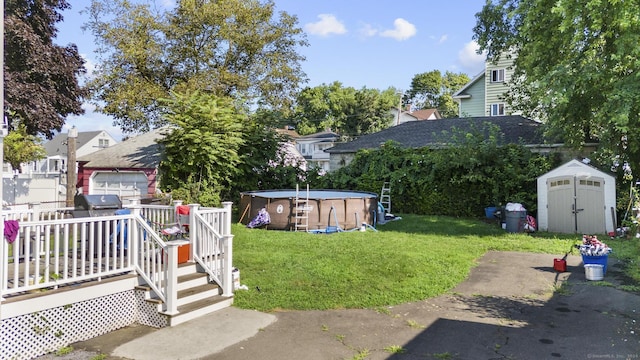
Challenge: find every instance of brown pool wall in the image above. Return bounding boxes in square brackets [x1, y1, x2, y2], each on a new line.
[239, 190, 379, 231]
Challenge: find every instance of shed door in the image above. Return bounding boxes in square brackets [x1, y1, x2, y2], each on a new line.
[547, 177, 574, 233]
[547, 176, 605, 234]
[90, 171, 148, 199]
[575, 177, 605, 234]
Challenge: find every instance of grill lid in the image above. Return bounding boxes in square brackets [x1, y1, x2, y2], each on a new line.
[74, 194, 122, 210]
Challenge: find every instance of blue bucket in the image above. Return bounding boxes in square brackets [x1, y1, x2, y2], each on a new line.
[582, 254, 608, 275]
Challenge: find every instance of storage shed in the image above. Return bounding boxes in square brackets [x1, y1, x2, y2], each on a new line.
[537, 159, 616, 234]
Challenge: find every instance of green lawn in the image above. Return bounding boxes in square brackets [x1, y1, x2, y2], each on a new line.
[232, 214, 639, 312]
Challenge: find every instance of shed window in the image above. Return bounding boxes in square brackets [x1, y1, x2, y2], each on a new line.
[579, 180, 601, 187]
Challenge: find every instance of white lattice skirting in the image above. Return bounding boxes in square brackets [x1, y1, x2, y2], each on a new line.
[1, 290, 168, 360]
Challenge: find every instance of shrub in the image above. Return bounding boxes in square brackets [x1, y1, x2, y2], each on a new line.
[317, 125, 559, 217]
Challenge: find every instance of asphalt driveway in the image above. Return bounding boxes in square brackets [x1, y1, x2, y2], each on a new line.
[39, 251, 640, 360]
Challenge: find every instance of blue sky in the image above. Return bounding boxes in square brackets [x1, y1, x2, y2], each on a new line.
[55, 0, 488, 140]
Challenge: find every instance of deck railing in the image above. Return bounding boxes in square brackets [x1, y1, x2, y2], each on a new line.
[191, 203, 234, 296]
[0, 201, 234, 314]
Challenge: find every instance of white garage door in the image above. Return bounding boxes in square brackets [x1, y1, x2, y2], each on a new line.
[90, 171, 148, 199]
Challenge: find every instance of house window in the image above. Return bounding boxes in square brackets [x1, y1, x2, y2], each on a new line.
[490, 103, 505, 116]
[300, 144, 307, 154]
[99, 139, 109, 148]
[491, 69, 505, 83]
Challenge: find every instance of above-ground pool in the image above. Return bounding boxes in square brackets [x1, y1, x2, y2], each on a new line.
[239, 189, 378, 231]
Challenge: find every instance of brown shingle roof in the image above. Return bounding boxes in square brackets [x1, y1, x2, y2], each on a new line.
[409, 108, 441, 120]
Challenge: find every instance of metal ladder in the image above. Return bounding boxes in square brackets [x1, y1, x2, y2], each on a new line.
[295, 184, 310, 232]
[380, 181, 391, 214]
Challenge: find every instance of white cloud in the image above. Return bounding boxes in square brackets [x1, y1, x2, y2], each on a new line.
[379, 18, 416, 41]
[438, 34, 448, 44]
[458, 41, 486, 73]
[64, 103, 124, 141]
[80, 54, 96, 79]
[304, 14, 347, 36]
[159, 0, 176, 9]
[358, 23, 378, 37]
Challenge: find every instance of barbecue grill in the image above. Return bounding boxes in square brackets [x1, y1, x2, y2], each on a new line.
[73, 194, 123, 218]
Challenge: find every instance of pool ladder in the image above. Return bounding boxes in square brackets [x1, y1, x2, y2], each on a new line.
[295, 184, 311, 232]
[380, 181, 391, 214]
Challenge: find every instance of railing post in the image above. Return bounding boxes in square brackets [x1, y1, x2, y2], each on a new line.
[164, 240, 186, 315]
[30, 202, 41, 221]
[222, 202, 232, 236]
[30, 203, 43, 256]
[188, 203, 199, 261]
[221, 202, 234, 297]
[129, 198, 141, 269]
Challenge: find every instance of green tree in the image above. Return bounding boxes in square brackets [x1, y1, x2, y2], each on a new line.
[3, 123, 47, 171]
[157, 91, 245, 206]
[406, 70, 469, 118]
[86, 0, 308, 135]
[473, 0, 640, 176]
[5, 0, 86, 137]
[292, 82, 397, 138]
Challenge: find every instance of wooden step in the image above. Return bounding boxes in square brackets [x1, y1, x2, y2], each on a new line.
[137, 263, 232, 324]
[167, 295, 233, 326]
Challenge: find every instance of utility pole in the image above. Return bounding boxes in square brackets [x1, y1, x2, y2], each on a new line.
[66, 127, 78, 207]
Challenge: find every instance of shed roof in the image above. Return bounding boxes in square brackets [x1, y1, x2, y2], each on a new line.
[537, 159, 615, 180]
[326, 115, 544, 154]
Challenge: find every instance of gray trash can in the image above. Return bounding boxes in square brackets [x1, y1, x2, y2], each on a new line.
[505, 210, 526, 233]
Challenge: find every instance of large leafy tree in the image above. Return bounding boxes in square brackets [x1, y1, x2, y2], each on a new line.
[86, 0, 308, 135]
[473, 0, 640, 176]
[4, 0, 86, 137]
[405, 70, 470, 118]
[292, 82, 398, 138]
[157, 91, 245, 205]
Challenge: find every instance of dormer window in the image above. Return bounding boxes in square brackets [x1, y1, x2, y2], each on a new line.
[491, 69, 505, 83]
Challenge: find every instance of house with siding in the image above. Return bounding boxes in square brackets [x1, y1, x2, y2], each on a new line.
[389, 108, 442, 126]
[2, 130, 118, 208]
[453, 53, 520, 117]
[24, 130, 118, 177]
[76, 127, 167, 201]
[295, 130, 339, 172]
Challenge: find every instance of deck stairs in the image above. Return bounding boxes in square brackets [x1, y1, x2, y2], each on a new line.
[294, 184, 311, 232]
[136, 262, 233, 327]
[380, 181, 392, 214]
